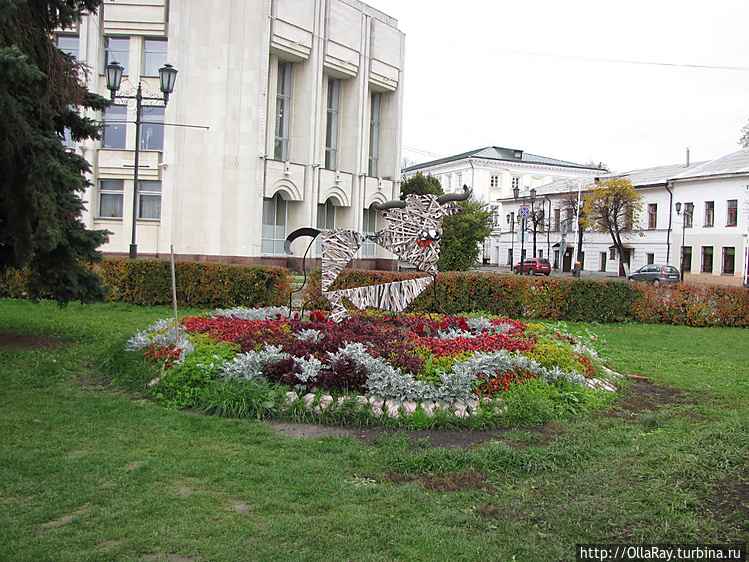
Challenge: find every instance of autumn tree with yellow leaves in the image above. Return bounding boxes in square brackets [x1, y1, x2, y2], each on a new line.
[581, 178, 643, 277]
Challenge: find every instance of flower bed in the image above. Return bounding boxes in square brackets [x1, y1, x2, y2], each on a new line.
[126, 307, 616, 424]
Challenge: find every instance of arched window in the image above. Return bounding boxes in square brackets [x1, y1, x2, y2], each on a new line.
[316, 200, 337, 255]
[362, 206, 378, 256]
[262, 193, 287, 254]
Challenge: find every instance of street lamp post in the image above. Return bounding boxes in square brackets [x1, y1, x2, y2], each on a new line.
[506, 212, 515, 270]
[513, 186, 536, 274]
[675, 201, 693, 282]
[105, 61, 178, 259]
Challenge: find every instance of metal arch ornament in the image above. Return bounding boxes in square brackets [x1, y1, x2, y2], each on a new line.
[285, 185, 471, 323]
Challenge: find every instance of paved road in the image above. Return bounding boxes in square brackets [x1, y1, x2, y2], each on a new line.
[472, 265, 625, 281]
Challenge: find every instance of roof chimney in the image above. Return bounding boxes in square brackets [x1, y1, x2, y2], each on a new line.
[686, 147, 690, 167]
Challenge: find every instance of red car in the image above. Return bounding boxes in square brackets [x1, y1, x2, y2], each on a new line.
[514, 257, 551, 276]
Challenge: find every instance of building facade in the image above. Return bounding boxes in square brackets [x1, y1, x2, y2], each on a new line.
[60, 0, 404, 269]
[497, 149, 749, 287]
[402, 146, 603, 265]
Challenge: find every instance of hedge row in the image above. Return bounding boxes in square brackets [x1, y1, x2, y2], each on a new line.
[301, 268, 749, 328]
[0, 258, 290, 309]
[4, 260, 748, 327]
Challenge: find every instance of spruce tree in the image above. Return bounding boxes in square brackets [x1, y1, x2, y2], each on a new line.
[0, 0, 110, 305]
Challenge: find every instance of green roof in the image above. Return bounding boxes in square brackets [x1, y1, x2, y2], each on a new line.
[403, 146, 601, 172]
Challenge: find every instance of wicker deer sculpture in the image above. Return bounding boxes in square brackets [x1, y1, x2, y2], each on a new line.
[285, 185, 471, 322]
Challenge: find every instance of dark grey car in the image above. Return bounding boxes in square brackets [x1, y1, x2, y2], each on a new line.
[628, 264, 680, 286]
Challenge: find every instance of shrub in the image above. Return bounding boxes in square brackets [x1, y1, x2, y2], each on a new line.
[0, 258, 291, 309]
[96, 258, 290, 308]
[153, 341, 240, 408]
[300, 267, 748, 327]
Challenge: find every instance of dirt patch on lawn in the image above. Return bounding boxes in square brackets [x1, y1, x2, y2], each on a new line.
[604, 382, 702, 419]
[0, 332, 67, 351]
[704, 474, 749, 540]
[379, 468, 496, 492]
[269, 421, 354, 439]
[268, 421, 517, 450]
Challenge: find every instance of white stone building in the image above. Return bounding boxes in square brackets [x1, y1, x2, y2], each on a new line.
[60, 0, 404, 269]
[497, 149, 749, 287]
[402, 146, 603, 265]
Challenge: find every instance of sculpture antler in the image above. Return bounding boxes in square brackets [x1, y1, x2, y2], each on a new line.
[437, 184, 471, 204]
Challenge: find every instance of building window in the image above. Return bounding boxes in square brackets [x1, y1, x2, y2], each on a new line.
[553, 208, 560, 232]
[324, 78, 340, 170]
[317, 201, 336, 231]
[507, 249, 513, 266]
[683, 246, 692, 273]
[102, 105, 127, 149]
[60, 126, 76, 149]
[456, 172, 462, 189]
[647, 203, 657, 229]
[490, 174, 499, 189]
[140, 106, 164, 151]
[490, 205, 500, 226]
[315, 200, 337, 255]
[262, 194, 287, 254]
[727, 199, 738, 227]
[701, 246, 713, 273]
[511, 176, 520, 191]
[609, 248, 616, 260]
[704, 201, 714, 227]
[104, 36, 129, 75]
[368, 92, 381, 177]
[362, 206, 378, 256]
[142, 38, 168, 76]
[624, 206, 635, 231]
[56, 35, 79, 59]
[599, 252, 606, 272]
[138, 181, 161, 219]
[99, 180, 124, 218]
[646, 253, 655, 265]
[274, 61, 292, 161]
[684, 202, 694, 227]
[722, 247, 735, 275]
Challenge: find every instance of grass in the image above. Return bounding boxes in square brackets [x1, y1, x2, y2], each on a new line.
[1, 299, 747, 560]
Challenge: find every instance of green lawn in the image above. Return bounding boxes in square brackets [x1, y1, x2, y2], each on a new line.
[1, 299, 747, 561]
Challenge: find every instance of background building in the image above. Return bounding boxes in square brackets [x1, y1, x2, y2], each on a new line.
[497, 149, 749, 286]
[60, 0, 404, 269]
[403, 146, 603, 265]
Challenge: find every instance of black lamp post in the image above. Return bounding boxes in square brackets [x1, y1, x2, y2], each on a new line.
[105, 61, 178, 259]
[513, 186, 536, 274]
[506, 212, 515, 269]
[675, 201, 693, 282]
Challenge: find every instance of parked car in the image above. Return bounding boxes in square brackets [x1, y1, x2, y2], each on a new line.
[628, 264, 680, 285]
[514, 257, 551, 276]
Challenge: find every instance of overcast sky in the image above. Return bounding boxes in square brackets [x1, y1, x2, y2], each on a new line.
[366, 0, 749, 173]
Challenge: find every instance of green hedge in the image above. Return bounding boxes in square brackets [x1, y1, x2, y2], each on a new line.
[301, 268, 749, 327]
[1, 258, 291, 309]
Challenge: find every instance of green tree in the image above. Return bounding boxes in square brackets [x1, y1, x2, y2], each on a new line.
[0, 0, 110, 305]
[400, 172, 443, 197]
[439, 198, 493, 271]
[581, 178, 643, 277]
